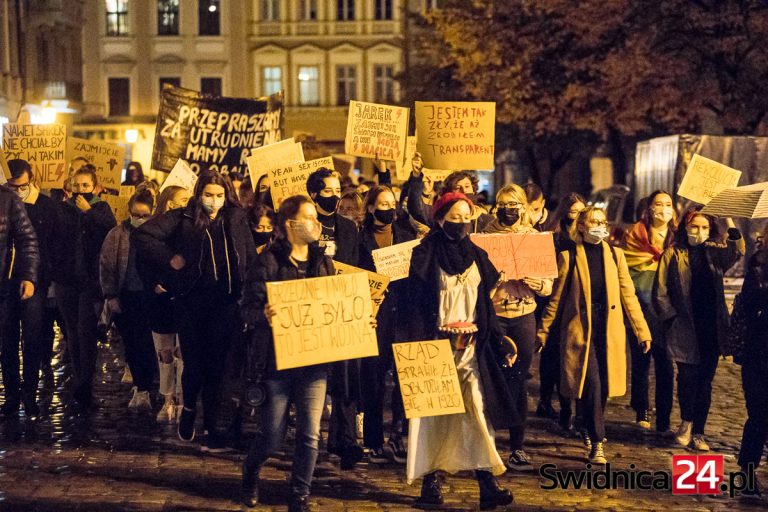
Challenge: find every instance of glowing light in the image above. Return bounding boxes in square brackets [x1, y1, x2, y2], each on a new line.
[208, 3, 217, 12]
[125, 129, 139, 143]
[298, 72, 309, 81]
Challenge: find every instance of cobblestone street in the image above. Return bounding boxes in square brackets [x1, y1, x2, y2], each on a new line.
[0, 331, 765, 512]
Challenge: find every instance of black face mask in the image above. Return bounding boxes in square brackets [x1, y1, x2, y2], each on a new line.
[252, 231, 272, 247]
[373, 208, 395, 225]
[442, 220, 471, 240]
[75, 192, 94, 202]
[496, 207, 520, 227]
[316, 194, 340, 214]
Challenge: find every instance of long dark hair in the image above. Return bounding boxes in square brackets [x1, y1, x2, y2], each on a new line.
[124, 161, 145, 185]
[544, 192, 586, 234]
[675, 206, 720, 247]
[362, 185, 396, 231]
[640, 189, 677, 249]
[275, 195, 313, 239]
[191, 170, 239, 230]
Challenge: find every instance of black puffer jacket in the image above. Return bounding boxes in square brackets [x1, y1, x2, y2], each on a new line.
[20, 189, 58, 288]
[132, 203, 258, 307]
[250, 238, 335, 377]
[0, 187, 39, 285]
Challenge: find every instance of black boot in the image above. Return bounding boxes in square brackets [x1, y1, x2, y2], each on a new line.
[476, 470, 513, 510]
[241, 465, 259, 507]
[414, 472, 444, 509]
[288, 494, 310, 512]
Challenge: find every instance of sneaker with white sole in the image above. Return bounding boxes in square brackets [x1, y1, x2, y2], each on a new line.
[128, 388, 152, 410]
[636, 410, 651, 430]
[691, 434, 710, 452]
[675, 420, 693, 447]
[506, 450, 534, 472]
[589, 442, 607, 465]
[368, 447, 390, 463]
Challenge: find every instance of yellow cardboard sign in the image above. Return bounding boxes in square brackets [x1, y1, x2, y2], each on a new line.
[415, 101, 495, 170]
[0, 147, 10, 183]
[678, 154, 742, 205]
[371, 239, 420, 281]
[104, 194, 130, 222]
[247, 138, 304, 190]
[2, 123, 67, 188]
[268, 156, 334, 208]
[160, 158, 198, 192]
[393, 339, 465, 419]
[344, 100, 409, 162]
[266, 273, 379, 370]
[395, 135, 417, 181]
[119, 185, 136, 197]
[66, 137, 126, 189]
[332, 261, 391, 317]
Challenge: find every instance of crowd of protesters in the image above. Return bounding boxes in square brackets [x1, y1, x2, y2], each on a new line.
[0, 149, 766, 511]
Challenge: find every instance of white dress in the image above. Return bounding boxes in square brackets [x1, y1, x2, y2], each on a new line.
[406, 262, 506, 483]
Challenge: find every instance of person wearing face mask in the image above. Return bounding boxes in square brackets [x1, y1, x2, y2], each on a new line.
[241, 195, 335, 512]
[654, 208, 744, 451]
[0, 161, 41, 418]
[482, 184, 553, 472]
[537, 206, 652, 465]
[404, 191, 515, 511]
[523, 183, 549, 232]
[621, 191, 677, 434]
[537, 193, 586, 427]
[100, 190, 157, 411]
[133, 171, 259, 451]
[247, 203, 275, 253]
[52, 165, 117, 410]
[357, 186, 416, 464]
[305, 167, 364, 470]
[440, 171, 494, 232]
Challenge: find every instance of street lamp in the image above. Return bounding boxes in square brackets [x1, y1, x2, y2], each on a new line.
[125, 129, 139, 143]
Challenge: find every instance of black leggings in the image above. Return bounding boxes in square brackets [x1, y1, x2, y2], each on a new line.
[498, 313, 536, 451]
[113, 291, 157, 392]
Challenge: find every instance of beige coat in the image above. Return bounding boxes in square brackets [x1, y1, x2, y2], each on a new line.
[537, 242, 651, 399]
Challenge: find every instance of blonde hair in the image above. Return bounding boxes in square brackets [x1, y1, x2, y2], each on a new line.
[571, 205, 606, 241]
[495, 183, 532, 227]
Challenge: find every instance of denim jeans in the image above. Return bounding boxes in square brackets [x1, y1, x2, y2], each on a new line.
[244, 367, 328, 497]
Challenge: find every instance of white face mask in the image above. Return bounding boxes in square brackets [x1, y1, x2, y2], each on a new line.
[583, 226, 609, 244]
[289, 219, 322, 244]
[201, 196, 225, 214]
[15, 185, 31, 201]
[687, 231, 708, 246]
[652, 207, 674, 224]
[530, 210, 543, 224]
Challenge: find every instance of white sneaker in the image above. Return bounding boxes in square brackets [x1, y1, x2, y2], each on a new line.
[691, 434, 710, 452]
[128, 388, 152, 410]
[156, 399, 176, 423]
[356, 413, 364, 440]
[675, 420, 693, 447]
[121, 366, 133, 384]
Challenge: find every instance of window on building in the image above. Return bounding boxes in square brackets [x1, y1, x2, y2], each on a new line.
[108, 78, 130, 116]
[336, 65, 356, 106]
[261, 0, 279, 20]
[158, 0, 179, 35]
[159, 77, 181, 96]
[201, 77, 223, 96]
[105, 0, 129, 36]
[298, 66, 319, 106]
[262, 67, 282, 96]
[374, 0, 392, 20]
[199, 0, 220, 35]
[299, 0, 317, 21]
[337, 0, 354, 20]
[374, 64, 395, 103]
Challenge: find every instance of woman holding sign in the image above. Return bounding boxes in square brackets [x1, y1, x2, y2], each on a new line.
[537, 206, 652, 465]
[482, 184, 553, 472]
[404, 191, 515, 511]
[358, 185, 416, 464]
[654, 208, 744, 451]
[241, 195, 334, 512]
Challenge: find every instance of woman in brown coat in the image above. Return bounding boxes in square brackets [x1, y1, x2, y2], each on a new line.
[537, 207, 652, 465]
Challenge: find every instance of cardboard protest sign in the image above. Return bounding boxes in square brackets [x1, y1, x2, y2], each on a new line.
[0, 147, 10, 183]
[160, 159, 198, 192]
[423, 168, 453, 183]
[152, 85, 284, 175]
[372, 239, 420, 281]
[344, 100, 409, 162]
[103, 194, 130, 222]
[415, 102, 495, 170]
[331, 154, 356, 177]
[266, 273, 379, 370]
[246, 138, 304, 190]
[701, 182, 768, 218]
[66, 137, 125, 189]
[2, 123, 67, 188]
[677, 154, 741, 205]
[470, 232, 558, 280]
[395, 136, 417, 181]
[268, 157, 335, 208]
[392, 339, 465, 419]
[119, 185, 136, 197]
[332, 261, 391, 317]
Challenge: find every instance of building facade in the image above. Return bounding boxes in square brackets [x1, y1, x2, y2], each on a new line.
[75, 0, 424, 177]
